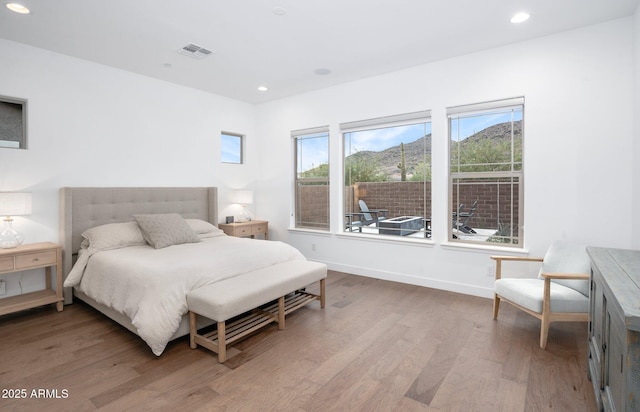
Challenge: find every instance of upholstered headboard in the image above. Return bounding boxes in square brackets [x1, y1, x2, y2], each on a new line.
[59, 187, 218, 303]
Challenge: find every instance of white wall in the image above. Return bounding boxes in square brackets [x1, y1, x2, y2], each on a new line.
[255, 18, 635, 298]
[0, 39, 257, 296]
[633, 5, 640, 249]
[0, 17, 635, 300]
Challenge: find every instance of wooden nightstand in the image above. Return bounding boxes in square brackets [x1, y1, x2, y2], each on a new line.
[0, 242, 63, 316]
[219, 220, 268, 240]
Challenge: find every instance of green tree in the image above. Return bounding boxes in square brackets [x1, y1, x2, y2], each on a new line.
[344, 155, 386, 185]
[410, 156, 432, 182]
[300, 163, 329, 178]
[451, 135, 522, 173]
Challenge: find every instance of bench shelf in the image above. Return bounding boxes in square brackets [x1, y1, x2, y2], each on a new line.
[191, 289, 323, 362]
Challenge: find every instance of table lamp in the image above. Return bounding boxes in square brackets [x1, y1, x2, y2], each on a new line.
[0, 192, 32, 248]
[231, 190, 253, 222]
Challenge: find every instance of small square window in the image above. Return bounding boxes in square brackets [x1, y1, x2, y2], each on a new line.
[221, 132, 243, 164]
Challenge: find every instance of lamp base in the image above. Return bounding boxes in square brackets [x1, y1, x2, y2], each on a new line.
[0, 218, 24, 249]
[236, 207, 252, 223]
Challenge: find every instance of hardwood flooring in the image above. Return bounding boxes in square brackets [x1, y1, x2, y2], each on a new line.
[0, 271, 596, 411]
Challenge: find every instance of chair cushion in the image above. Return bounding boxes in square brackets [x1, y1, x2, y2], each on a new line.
[495, 278, 589, 314]
[539, 241, 591, 297]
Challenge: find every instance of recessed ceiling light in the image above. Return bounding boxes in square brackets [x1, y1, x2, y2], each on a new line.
[6, 3, 31, 14]
[314, 68, 331, 76]
[510, 12, 530, 24]
[257, 86, 268, 92]
[272, 6, 287, 16]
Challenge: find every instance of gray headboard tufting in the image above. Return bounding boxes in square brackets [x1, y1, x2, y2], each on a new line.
[59, 187, 218, 303]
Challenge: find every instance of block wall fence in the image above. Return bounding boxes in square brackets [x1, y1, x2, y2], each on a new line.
[296, 181, 519, 231]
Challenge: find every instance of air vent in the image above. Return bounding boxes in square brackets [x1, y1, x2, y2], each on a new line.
[177, 44, 213, 60]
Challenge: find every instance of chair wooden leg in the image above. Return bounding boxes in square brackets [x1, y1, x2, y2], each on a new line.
[540, 278, 551, 349]
[493, 294, 500, 319]
[540, 316, 550, 349]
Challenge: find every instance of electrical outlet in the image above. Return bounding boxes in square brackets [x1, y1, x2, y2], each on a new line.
[487, 264, 494, 277]
[311, 243, 317, 252]
[0, 279, 5, 295]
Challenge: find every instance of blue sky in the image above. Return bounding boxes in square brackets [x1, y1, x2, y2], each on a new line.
[452, 110, 523, 141]
[221, 133, 242, 163]
[297, 110, 521, 173]
[346, 122, 431, 153]
[297, 132, 329, 174]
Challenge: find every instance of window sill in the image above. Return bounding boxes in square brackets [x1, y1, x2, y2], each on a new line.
[335, 231, 435, 247]
[288, 228, 332, 237]
[440, 241, 528, 255]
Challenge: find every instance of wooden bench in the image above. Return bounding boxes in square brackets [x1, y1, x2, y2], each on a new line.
[187, 260, 326, 362]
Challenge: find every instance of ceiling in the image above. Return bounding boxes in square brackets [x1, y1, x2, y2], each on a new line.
[0, 0, 637, 104]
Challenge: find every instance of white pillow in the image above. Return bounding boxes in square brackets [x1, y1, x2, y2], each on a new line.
[81, 221, 147, 251]
[185, 219, 225, 238]
[133, 213, 201, 249]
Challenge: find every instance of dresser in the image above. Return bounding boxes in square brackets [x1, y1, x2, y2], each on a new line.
[586, 247, 640, 412]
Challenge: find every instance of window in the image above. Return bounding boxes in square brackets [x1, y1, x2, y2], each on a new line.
[293, 127, 330, 230]
[221, 132, 243, 164]
[448, 97, 524, 246]
[342, 111, 431, 238]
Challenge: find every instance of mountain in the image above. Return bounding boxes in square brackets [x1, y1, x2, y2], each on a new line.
[347, 134, 432, 178]
[303, 120, 522, 181]
[347, 120, 522, 180]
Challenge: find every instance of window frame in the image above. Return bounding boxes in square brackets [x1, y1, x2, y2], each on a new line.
[340, 111, 432, 240]
[447, 97, 524, 247]
[220, 131, 244, 164]
[292, 126, 330, 231]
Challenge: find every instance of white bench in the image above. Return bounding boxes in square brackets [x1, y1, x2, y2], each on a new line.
[187, 260, 326, 362]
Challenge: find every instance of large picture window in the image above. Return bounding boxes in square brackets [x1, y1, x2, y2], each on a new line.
[342, 111, 431, 238]
[293, 127, 330, 230]
[448, 97, 524, 246]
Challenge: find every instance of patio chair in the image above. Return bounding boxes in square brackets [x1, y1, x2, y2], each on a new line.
[453, 199, 477, 234]
[345, 200, 388, 232]
[491, 241, 590, 349]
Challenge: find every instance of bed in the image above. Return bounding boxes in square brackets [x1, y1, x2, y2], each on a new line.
[59, 187, 308, 356]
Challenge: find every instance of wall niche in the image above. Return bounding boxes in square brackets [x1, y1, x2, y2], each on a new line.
[0, 95, 27, 149]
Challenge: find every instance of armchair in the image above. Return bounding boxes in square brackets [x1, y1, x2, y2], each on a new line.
[491, 241, 591, 349]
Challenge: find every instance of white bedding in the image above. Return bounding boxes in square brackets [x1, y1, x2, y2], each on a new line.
[64, 236, 305, 355]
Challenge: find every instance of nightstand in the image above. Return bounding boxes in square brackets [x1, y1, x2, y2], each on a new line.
[0, 242, 63, 316]
[219, 220, 268, 240]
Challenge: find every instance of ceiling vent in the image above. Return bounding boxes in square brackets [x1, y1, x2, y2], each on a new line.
[177, 44, 213, 60]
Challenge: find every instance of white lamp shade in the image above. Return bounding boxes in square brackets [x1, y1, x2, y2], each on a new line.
[0, 192, 32, 216]
[231, 190, 253, 205]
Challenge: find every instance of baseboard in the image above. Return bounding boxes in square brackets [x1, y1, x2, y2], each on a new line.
[309, 259, 494, 299]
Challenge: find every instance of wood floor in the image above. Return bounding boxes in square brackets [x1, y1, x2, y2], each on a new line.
[0, 271, 596, 411]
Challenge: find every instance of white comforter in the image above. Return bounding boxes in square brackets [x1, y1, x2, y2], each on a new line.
[64, 236, 305, 355]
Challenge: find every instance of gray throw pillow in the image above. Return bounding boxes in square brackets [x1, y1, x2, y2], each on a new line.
[133, 213, 200, 249]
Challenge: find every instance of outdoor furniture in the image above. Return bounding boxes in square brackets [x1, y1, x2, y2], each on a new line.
[453, 200, 477, 234]
[345, 200, 388, 232]
[491, 241, 590, 349]
[379, 216, 423, 236]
